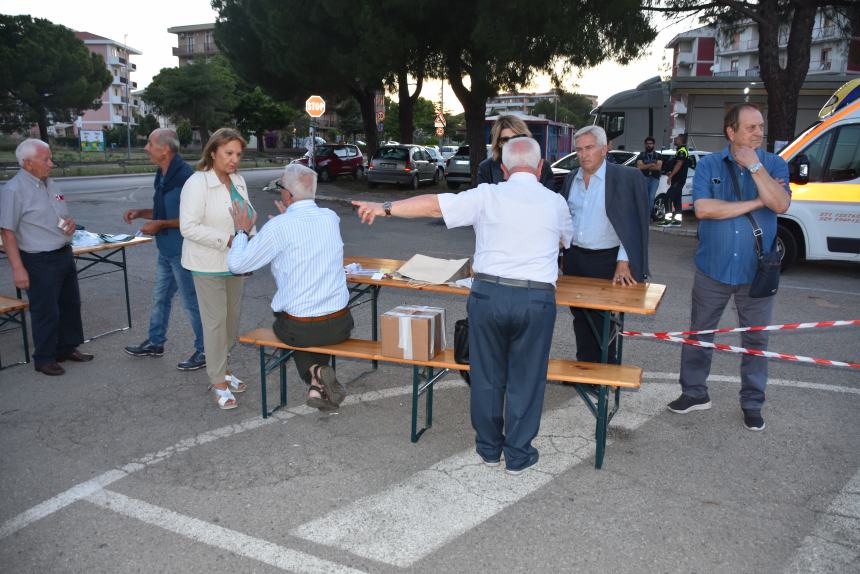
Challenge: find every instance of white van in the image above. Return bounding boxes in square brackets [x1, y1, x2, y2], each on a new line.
[777, 78, 860, 270]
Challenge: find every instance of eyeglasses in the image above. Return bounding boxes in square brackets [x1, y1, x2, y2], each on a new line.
[498, 134, 527, 145]
[275, 181, 293, 198]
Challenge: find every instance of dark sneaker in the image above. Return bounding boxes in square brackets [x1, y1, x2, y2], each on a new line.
[124, 340, 164, 357]
[667, 394, 712, 414]
[669, 219, 682, 227]
[742, 409, 766, 431]
[177, 350, 206, 371]
[655, 219, 673, 227]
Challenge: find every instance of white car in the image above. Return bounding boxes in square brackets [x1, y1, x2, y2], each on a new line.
[652, 149, 711, 220]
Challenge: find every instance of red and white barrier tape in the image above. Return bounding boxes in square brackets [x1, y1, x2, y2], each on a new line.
[643, 333, 860, 369]
[622, 319, 860, 339]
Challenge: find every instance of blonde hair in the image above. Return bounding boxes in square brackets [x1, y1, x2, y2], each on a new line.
[197, 128, 247, 171]
[490, 115, 532, 161]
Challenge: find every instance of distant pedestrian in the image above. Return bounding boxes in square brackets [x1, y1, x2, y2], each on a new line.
[0, 139, 93, 376]
[657, 133, 689, 227]
[123, 128, 205, 371]
[667, 103, 791, 431]
[636, 136, 663, 220]
[477, 115, 554, 190]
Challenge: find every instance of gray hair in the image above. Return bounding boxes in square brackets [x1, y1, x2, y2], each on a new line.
[150, 128, 179, 153]
[501, 137, 541, 170]
[574, 125, 608, 146]
[281, 163, 317, 200]
[15, 138, 50, 166]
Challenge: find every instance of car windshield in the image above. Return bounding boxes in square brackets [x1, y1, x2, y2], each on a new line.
[373, 147, 408, 161]
[455, 146, 469, 156]
[311, 145, 335, 157]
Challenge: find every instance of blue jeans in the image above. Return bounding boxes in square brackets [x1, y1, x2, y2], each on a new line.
[646, 177, 659, 216]
[467, 279, 557, 471]
[147, 253, 204, 352]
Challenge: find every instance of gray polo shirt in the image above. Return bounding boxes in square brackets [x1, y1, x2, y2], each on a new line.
[0, 169, 71, 252]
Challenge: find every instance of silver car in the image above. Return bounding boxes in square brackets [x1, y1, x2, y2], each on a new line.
[367, 145, 440, 190]
[444, 145, 491, 190]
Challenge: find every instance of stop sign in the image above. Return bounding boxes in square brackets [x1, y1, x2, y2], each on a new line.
[305, 95, 326, 118]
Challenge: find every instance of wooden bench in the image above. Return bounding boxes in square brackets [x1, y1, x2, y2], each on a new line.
[0, 295, 30, 369]
[239, 328, 642, 469]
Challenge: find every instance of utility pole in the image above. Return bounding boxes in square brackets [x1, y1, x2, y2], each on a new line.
[124, 34, 131, 160]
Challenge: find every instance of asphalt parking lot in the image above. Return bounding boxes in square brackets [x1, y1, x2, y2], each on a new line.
[1, 169, 858, 573]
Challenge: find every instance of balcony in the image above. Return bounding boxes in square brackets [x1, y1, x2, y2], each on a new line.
[676, 51, 694, 66]
[130, 63, 136, 71]
[111, 76, 123, 85]
[714, 70, 739, 77]
[808, 60, 833, 73]
[108, 94, 129, 104]
[118, 57, 126, 65]
[172, 43, 219, 58]
[745, 68, 760, 76]
[119, 77, 128, 84]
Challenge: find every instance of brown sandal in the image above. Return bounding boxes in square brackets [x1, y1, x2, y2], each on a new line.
[311, 365, 346, 406]
[306, 379, 337, 411]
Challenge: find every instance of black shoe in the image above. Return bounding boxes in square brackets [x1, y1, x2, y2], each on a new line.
[742, 409, 766, 431]
[124, 340, 164, 357]
[35, 362, 65, 376]
[177, 350, 206, 371]
[667, 394, 712, 414]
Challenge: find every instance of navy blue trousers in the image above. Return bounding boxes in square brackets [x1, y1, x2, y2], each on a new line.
[20, 246, 84, 366]
[467, 279, 556, 471]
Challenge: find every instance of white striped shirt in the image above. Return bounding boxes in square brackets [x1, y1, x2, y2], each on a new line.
[227, 200, 348, 316]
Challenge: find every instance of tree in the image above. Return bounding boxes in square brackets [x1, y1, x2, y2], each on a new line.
[143, 57, 239, 143]
[234, 86, 298, 151]
[435, 1, 655, 180]
[136, 113, 161, 140]
[176, 121, 193, 148]
[532, 91, 595, 128]
[646, 1, 860, 149]
[0, 15, 112, 141]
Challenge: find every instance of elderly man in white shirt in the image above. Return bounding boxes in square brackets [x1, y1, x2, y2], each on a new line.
[353, 137, 573, 475]
[228, 163, 352, 411]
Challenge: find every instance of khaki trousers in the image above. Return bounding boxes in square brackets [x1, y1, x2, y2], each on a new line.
[192, 275, 244, 386]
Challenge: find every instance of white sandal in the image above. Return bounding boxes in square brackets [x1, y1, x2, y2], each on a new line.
[209, 384, 238, 410]
[225, 372, 247, 393]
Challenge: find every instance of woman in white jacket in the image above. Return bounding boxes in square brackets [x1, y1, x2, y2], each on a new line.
[180, 128, 255, 410]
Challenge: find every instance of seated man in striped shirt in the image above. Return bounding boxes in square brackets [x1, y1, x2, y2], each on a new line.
[227, 163, 353, 410]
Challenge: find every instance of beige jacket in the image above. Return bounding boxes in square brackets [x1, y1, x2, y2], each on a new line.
[180, 170, 255, 273]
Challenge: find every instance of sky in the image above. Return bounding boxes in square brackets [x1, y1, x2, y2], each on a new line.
[2, 0, 703, 112]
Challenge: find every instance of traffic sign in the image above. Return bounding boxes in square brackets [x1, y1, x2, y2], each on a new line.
[377, 122, 384, 132]
[434, 113, 446, 128]
[375, 110, 385, 124]
[436, 127, 444, 136]
[305, 95, 326, 118]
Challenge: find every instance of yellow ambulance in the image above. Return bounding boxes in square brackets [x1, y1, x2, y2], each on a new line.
[778, 78, 860, 270]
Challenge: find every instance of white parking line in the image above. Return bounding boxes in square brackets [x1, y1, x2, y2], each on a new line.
[783, 468, 860, 573]
[645, 372, 860, 395]
[87, 489, 369, 574]
[291, 384, 678, 567]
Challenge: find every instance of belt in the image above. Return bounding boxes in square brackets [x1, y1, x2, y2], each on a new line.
[274, 307, 348, 323]
[570, 245, 619, 254]
[474, 272, 554, 291]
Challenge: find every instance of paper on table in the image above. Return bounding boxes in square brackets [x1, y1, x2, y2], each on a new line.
[396, 254, 470, 285]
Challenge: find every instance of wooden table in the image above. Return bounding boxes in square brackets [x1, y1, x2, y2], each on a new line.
[2, 236, 153, 342]
[0, 295, 29, 368]
[343, 256, 666, 468]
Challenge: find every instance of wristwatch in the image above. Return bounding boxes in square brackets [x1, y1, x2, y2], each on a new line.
[383, 201, 392, 217]
[236, 229, 248, 237]
[748, 162, 762, 174]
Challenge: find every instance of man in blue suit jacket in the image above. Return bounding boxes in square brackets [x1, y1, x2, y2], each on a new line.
[560, 125, 650, 364]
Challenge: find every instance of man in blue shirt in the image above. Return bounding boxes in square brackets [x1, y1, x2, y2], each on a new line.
[123, 129, 205, 371]
[667, 104, 790, 431]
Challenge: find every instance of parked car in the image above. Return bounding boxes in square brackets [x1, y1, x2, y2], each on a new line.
[441, 145, 459, 159]
[293, 143, 365, 182]
[550, 149, 640, 191]
[366, 145, 440, 189]
[424, 146, 447, 180]
[651, 149, 711, 220]
[444, 145, 492, 190]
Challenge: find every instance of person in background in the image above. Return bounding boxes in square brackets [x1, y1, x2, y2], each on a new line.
[179, 128, 255, 410]
[123, 128, 205, 371]
[636, 136, 663, 220]
[658, 133, 690, 227]
[477, 115, 554, 190]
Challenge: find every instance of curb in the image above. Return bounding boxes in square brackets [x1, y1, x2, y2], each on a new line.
[48, 165, 284, 182]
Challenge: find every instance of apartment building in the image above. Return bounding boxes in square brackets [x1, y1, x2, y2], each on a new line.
[485, 92, 599, 117]
[71, 32, 142, 133]
[167, 23, 220, 66]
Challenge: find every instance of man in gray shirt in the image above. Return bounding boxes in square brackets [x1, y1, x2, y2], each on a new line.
[0, 139, 92, 375]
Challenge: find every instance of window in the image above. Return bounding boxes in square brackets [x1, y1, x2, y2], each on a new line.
[186, 35, 194, 52]
[731, 31, 740, 49]
[554, 154, 580, 171]
[825, 125, 860, 182]
[334, 147, 349, 158]
[803, 130, 835, 182]
[730, 59, 739, 71]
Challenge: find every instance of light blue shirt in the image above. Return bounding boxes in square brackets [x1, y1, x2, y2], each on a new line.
[227, 200, 349, 316]
[567, 160, 628, 261]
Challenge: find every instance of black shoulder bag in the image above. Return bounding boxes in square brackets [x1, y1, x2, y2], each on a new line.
[453, 318, 470, 385]
[724, 157, 781, 298]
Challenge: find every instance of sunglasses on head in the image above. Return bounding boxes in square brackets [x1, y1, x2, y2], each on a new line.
[498, 134, 528, 145]
[275, 181, 293, 197]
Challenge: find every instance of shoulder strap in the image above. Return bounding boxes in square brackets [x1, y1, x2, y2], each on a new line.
[723, 155, 764, 258]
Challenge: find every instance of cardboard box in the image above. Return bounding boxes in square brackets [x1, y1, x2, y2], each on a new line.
[380, 305, 447, 361]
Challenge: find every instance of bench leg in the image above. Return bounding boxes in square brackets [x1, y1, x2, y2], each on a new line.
[260, 347, 269, 419]
[411, 366, 443, 443]
[280, 349, 288, 409]
[594, 386, 609, 469]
